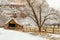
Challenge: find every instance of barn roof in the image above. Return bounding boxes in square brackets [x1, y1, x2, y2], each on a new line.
[5, 18, 22, 26]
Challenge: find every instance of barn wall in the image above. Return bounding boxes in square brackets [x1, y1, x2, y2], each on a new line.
[4, 24, 9, 29]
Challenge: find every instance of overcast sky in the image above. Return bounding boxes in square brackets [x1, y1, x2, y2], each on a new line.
[46, 0, 60, 10]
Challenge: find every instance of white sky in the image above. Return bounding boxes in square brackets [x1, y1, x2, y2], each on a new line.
[46, 0, 60, 10]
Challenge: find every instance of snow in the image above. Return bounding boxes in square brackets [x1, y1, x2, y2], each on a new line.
[0, 28, 47, 40]
[10, 2, 21, 5]
[48, 34, 60, 38]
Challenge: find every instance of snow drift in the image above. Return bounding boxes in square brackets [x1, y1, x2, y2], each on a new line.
[0, 28, 48, 40]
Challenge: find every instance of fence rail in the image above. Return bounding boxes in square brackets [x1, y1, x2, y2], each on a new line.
[41, 27, 60, 34]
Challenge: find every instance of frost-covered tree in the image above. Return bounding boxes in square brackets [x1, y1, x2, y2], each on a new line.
[25, 0, 59, 32]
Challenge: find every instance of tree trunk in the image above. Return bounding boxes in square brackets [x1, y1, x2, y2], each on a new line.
[39, 6, 42, 32]
[39, 26, 41, 32]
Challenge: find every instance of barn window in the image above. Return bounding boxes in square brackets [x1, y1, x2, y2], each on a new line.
[9, 24, 15, 28]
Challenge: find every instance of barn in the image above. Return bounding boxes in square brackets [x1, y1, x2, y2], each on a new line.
[4, 18, 23, 31]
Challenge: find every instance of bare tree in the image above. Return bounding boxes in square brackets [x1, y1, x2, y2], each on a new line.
[25, 0, 59, 32]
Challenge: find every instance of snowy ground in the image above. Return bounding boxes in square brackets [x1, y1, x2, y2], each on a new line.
[0, 28, 60, 40]
[38, 32, 60, 40]
[0, 28, 48, 40]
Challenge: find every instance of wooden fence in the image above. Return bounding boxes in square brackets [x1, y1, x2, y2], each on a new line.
[23, 25, 60, 34]
[41, 26, 60, 34]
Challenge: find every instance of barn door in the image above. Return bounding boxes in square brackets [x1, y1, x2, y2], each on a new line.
[9, 24, 16, 29]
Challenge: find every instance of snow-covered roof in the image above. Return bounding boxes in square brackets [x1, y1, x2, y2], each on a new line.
[5, 18, 22, 26]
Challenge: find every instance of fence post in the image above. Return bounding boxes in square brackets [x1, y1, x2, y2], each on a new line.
[53, 25, 55, 34]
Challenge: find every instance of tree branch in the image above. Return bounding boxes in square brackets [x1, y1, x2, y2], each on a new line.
[26, 0, 39, 26]
[41, 13, 59, 26]
[39, 0, 46, 26]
